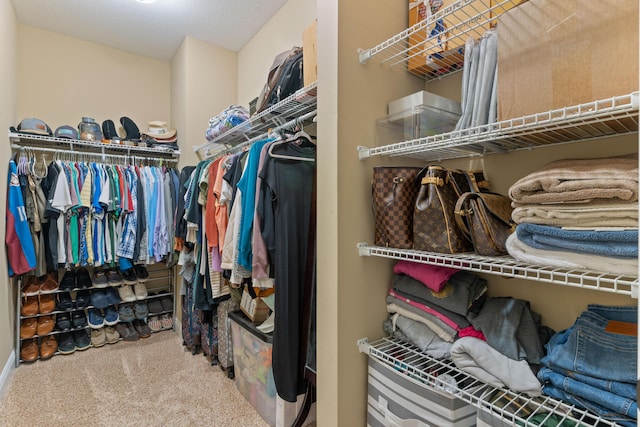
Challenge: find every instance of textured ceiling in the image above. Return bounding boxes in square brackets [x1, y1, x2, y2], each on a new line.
[10, 0, 289, 60]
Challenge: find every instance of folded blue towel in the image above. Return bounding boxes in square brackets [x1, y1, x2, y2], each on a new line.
[516, 223, 638, 257]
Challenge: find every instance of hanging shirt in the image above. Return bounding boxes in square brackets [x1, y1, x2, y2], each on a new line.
[6, 160, 37, 276]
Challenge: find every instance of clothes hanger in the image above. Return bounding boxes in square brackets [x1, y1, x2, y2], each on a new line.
[267, 123, 316, 162]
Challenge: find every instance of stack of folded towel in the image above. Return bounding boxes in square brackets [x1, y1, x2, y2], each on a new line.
[506, 154, 638, 275]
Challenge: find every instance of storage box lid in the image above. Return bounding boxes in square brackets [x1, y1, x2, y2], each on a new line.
[229, 310, 273, 343]
[388, 91, 461, 117]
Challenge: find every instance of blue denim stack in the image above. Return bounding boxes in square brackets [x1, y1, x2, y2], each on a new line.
[537, 305, 637, 427]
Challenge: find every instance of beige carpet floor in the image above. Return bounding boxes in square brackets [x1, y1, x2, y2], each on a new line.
[0, 331, 270, 427]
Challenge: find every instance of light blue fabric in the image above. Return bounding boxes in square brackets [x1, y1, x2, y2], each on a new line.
[516, 223, 638, 257]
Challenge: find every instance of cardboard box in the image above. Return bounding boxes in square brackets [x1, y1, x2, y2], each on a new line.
[408, 0, 491, 75]
[302, 20, 317, 87]
[240, 289, 271, 323]
[497, 0, 639, 120]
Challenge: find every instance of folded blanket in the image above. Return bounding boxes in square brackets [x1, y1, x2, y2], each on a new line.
[386, 295, 458, 342]
[451, 337, 542, 396]
[512, 202, 638, 229]
[391, 313, 453, 359]
[509, 154, 638, 205]
[516, 223, 638, 257]
[393, 260, 460, 292]
[392, 271, 487, 317]
[506, 233, 638, 276]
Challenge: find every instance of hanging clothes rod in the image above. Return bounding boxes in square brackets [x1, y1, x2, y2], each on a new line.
[10, 143, 179, 165]
[204, 109, 317, 159]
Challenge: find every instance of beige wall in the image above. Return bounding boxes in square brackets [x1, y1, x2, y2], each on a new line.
[237, 0, 316, 108]
[17, 25, 171, 139]
[0, 0, 17, 376]
[172, 36, 237, 167]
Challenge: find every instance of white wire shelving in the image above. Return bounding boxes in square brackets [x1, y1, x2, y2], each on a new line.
[9, 132, 180, 161]
[358, 0, 522, 80]
[358, 92, 639, 161]
[357, 243, 638, 298]
[359, 336, 627, 427]
[194, 81, 318, 159]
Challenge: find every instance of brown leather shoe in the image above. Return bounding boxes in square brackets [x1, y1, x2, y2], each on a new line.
[37, 315, 54, 336]
[20, 338, 39, 362]
[39, 336, 58, 359]
[39, 274, 59, 294]
[21, 276, 41, 296]
[38, 294, 56, 314]
[20, 296, 39, 316]
[20, 318, 37, 339]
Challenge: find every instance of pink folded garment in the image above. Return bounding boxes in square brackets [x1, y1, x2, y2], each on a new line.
[393, 260, 459, 292]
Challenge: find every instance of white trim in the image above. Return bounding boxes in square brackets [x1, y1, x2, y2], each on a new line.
[0, 351, 16, 401]
[174, 317, 182, 341]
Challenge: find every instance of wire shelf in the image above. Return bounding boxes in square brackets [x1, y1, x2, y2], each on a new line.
[358, 0, 522, 80]
[357, 243, 638, 297]
[9, 132, 180, 159]
[360, 336, 626, 427]
[358, 92, 639, 161]
[194, 81, 318, 158]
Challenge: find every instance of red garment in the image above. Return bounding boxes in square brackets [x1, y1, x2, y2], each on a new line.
[393, 260, 460, 292]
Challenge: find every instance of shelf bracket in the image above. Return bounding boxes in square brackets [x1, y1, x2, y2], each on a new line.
[357, 338, 370, 354]
[631, 91, 639, 109]
[357, 48, 372, 64]
[357, 146, 371, 160]
[632, 283, 638, 299]
[357, 242, 372, 257]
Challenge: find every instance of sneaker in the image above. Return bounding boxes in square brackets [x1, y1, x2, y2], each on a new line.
[73, 330, 91, 350]
[20, 338, 39, 362]
[40, 335, 58, 359]
[93, 269, 109, 288]
[21, 295, 39, 316]
[115, 322, 139, 341]
[21, 276, 41, 296]
[20, 318, 37, 339]
[160, 296, 173, 312]
[55, 313, 72, 331]
[107, 270, 123, 286]
[132, 319, 152, 338]
[39, 274, 59, 294]
[117, 285, 136, 303]
[160, 314, 173, 330]
[134, 265, 149, 282]
[134, 301, 148, 320]
[75, 289, 91, 309]
[148, 298, 163, 314]
[57, 332, 76, 354]
[76, 267, 93, 289]
[121, 268, 137, 285]
[105, 288, 122, 305]
[118, 303, 135, 322]
[103, 305, 119, 326]
[56, 292, 74, 311]
[90, 328, 106, 348]
[134, 282, 148, 300]
[87, 308, 104, 329]
[104, 326, 120, 344]
[38, 294, 56, 314]
[71, 310, 87, 329]
[37, 315, 55, 335]
[90, 290, 109, 309]
[148, 316, 162, 332]
[59, 269, 77, 291]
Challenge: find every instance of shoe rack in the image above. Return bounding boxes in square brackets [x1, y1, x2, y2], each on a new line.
[15, 263, 176, 366]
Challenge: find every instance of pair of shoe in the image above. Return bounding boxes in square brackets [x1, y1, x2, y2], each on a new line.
[117, 283, 147, 302]
[20, 336, 57, 362]
[21, 274, 58, 295]
[90, 288, 121, 309]
[20, 316, 54, 338]
[88, 306, 119, 328]
[90, 326, 120, 347]
[102, 117, 140, 142]
[148, 316, 163, 332]
[59, 268, 93, 291]
[92, 269, 109, 288]
[159, 314, 173, 330]
[58, 330, 91, 354]
[134, 301, 148, 320]
[55, 311, 87, 331]
[147, 295, 172, 314]
[21, 294, 55, 316]
[114, 322, 141, 341]
[118, 303, 135, 322]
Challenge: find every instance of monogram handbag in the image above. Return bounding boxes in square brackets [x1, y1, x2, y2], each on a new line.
[413, 166, 489, 253]
[372, 166, 423, 248]
[454, 192, 515, 256]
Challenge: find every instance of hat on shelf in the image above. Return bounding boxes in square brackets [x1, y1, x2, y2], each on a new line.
[16, 118, 53, 136]
[142, 121, 177, 140]
[55, 125, 79, 140]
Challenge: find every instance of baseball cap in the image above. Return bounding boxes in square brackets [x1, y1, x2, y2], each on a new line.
[55, 125, 79, 140]
[16, 118, 52, 136]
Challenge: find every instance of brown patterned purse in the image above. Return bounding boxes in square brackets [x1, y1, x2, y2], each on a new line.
[372, 166, 423, 248]
[454, 192, 515, 256]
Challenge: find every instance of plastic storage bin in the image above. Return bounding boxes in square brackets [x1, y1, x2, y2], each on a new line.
[376, 91, 462, 145]
[229, 311, 276, 427]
